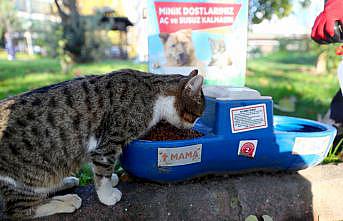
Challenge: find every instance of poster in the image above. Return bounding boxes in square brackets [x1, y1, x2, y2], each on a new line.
[148, 0, 248, 86]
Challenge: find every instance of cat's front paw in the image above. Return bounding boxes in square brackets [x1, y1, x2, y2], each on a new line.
[97, 187, 122, 206]
[34, 194, 82, 218]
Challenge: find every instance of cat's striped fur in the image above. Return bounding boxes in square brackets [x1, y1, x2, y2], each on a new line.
[0, 69, 205, 219]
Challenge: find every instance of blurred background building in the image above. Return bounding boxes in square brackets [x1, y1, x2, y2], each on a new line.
[0, 0, 324, 62]
[3, 0, 139, 60]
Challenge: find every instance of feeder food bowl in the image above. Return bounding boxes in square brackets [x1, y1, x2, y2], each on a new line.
[121, 87, 337, 182]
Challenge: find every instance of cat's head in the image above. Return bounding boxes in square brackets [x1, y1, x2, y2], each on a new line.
[162, 70, 205, 129]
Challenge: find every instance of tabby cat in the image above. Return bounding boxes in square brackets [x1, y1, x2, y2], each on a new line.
[0, 69, 205, 219]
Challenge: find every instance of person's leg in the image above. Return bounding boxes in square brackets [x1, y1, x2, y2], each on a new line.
[329, 89, 343, 153]
[330, 89, 343, 128]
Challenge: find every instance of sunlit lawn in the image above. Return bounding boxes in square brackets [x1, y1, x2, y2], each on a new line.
[0, 51, 341, 184]
[246, 51, 339, 120]
[0, 51, 338, 121]
[0, 56, 147, 99]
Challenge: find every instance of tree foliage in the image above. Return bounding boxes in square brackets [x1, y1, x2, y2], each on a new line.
[249, 0, 311, 24]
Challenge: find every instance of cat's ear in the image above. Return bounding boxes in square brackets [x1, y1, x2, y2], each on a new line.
[159, 33, 169, 44]
[189, 69, 198, 78]
[185, 75, 203, 96]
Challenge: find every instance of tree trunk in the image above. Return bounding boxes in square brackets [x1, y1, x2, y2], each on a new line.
[4, 17, 16, 61]
[55, 0, 85, 62]
[4, 32, 15, 60]
[315, 51, 327, 74]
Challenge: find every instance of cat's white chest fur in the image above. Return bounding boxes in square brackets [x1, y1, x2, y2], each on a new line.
[148, 95, 193, 129]
[87, 135, 98, 152]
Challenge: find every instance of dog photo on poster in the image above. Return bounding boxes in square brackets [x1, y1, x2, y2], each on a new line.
[148, 0, 248, 86]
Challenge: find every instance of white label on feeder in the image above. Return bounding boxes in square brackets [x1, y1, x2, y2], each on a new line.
[292, 136, 331, 155]
[230, 104, 268, 133]
[158, 144, 202, 167]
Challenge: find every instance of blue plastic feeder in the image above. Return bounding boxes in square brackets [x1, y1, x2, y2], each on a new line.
[121, 87, 337, 182]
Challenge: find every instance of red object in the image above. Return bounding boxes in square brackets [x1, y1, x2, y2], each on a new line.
[154, 2, 241, 33]
[336, 45, 343, 56]
[239, 142, 255, 158]
[311, 0, 343, 42]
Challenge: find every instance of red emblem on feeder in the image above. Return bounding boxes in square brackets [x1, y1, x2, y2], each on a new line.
[241, 142, 254, 154]
[161, 152, 168, 162]
[238, 140, 257, 158]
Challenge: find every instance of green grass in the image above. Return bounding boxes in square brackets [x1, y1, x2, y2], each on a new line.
[255, 51, 318, 66]
[323, 138, 343, 164]
[75, 163, 94, 186]
[246, 52, 339, 120]
[0, 57, 147, 99]
[0, 51, 341, 185]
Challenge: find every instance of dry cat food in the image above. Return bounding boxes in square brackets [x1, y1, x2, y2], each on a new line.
[141, 121, 203, 141]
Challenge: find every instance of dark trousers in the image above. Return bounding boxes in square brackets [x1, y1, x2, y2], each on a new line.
[330, 89, 343, 124]
[330, 89, 343, 151]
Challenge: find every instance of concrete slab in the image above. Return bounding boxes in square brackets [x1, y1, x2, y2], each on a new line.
[1, 163, 343, 221]
[300, 163, 343, 221]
